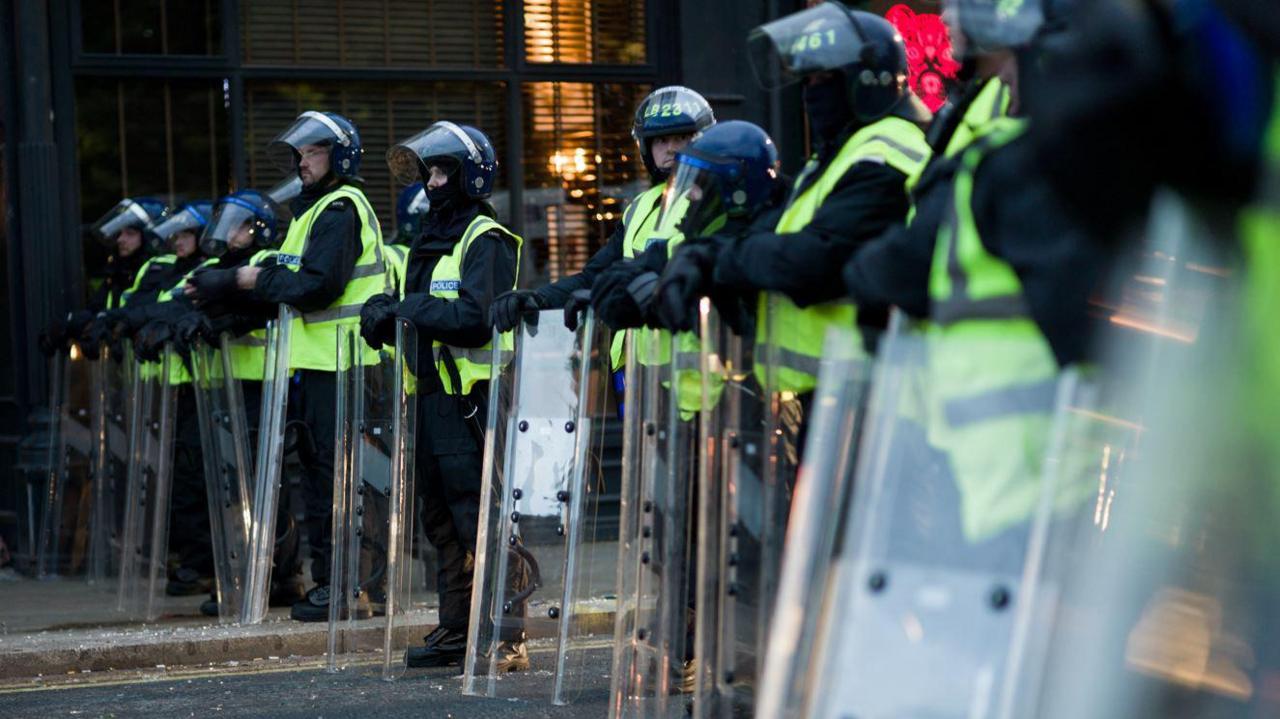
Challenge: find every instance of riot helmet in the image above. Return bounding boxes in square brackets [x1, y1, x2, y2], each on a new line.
[943, 0, 1049, 59]
[394, 182, 430, 244]
[654, 120, 781, 240]
[632, 86, 716, 183]
[386, 121, 498, 200]
[145, 200, 213, 256]
[200, 190, 285, 258]
[267, 110, 363, 183]
[749, 3, 922, 125]
[91, 197, 169, 247]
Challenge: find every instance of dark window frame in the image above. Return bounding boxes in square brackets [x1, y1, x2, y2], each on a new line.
[65, 0, 678, 237]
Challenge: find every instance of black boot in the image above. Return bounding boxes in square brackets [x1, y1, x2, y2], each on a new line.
[405, 626, 467, 668]
[199, 592, 219, 617]
[166, 566, 214, 596]
[289, 585, 330, 622]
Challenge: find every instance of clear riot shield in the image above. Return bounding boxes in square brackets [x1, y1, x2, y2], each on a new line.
[610, 327, 697, 719]
[86, 343, 136, 584]
[327, 319, 418, 680]
[36, 344, 96, 579]
[799, 311, 1088, 719]
[693, 299, 809, 718]
[190, 335, 254, 624]
[116, 344, 179, 621]
[462, 308, 613, 704]
[240, 305, 296, 625]
[755, 327, 870, 719]
[1008, 193, 1276, 719]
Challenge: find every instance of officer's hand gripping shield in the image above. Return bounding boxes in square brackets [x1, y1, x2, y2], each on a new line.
[116, 344, 180, 621]
[797, 311, 1088, 719]
[755, 326, 871, 719]
[240, 305, 297, 625]
[190, 335, 255, 624]
[463, 308, 614, 704]
[690, 299, 805, 719]
[609, 326, 697, 719]
[1002, 192, 1280, 718]
[327, 319, 419, 680]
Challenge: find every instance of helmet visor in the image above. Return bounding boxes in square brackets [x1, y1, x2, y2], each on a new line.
[267, 175, 303, 207]
[386, 121, 483, 186]
[146, 205, 209, 252]
[748, 2, 867, 90]
[201, 197, 270, 257]
[654, 157, 730, 241]
[92, 199, 162, 245]
[267, 111, 354, 174]
[946, 0, 1045, 55]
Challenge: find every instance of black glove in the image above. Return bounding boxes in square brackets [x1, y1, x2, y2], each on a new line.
[654, 241, 721, 333]
[563, 289, 592, 332]
[82, 311, 123, 358]
[359, 294, 400, 350]
[491, 289, 544, 333]
[174, 312, 214, 351]
[592, 261, 650, 330]
[187, 267, 239, 304]
[66, 309, 96, 340]
[135, 319, 175, 362]
[39, 315, 70, 357]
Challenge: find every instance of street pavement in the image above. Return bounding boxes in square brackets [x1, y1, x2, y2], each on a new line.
[0, 643, 619, 718]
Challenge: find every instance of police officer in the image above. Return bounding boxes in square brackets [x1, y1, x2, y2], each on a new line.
[87, 201, 213, 357]
[40, 198, 161, 355]
[490, 86, 714, 349]
[361, 121, 521, 668]
[200, 110, 388, 622]
[180, 183, 306, 616]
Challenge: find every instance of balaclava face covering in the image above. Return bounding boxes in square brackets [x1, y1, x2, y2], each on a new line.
[424, 161, 464, 210]
[803, 73, 855, 149]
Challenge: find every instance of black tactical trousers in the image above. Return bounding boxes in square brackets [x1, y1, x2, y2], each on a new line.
[296, 369, 337, 586]
[415, 382, 525, 640]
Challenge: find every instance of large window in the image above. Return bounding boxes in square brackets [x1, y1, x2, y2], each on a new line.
[524, 0, 646, 64]
[241, 1, 505, 68]
[80, 0, 222, 56]
[521, 82, 648, 285]
[71, 0, 662, 289]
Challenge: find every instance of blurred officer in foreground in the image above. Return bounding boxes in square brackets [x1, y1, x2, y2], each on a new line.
[366, 121, 522, 668]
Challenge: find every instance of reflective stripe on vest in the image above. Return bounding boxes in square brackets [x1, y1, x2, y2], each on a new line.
[276, 185, 389, 371]
[430, 215, 523, 395]
[929, 117, 1029, 324]
[756, 115, 930, 394]
[120, 255, 176, 307]
[385, 244, 410, 298]
[609, 184, 668, 369]
[145, 256, 217, 385]
[226, 249, 279, 381]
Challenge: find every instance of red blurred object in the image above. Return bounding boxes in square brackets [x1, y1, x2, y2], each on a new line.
[886, 4, 961, 112]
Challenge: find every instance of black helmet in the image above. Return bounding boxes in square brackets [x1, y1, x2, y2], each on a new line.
[387, 122, 499, 200]
[267, 111, 364, 181]
[749, 3, 921, 123]
[632, 86, 716, 182]
[654, 120, 781, 240]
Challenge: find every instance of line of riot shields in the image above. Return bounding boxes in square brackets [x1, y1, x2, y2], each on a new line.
[22, 189, 1280, 718]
